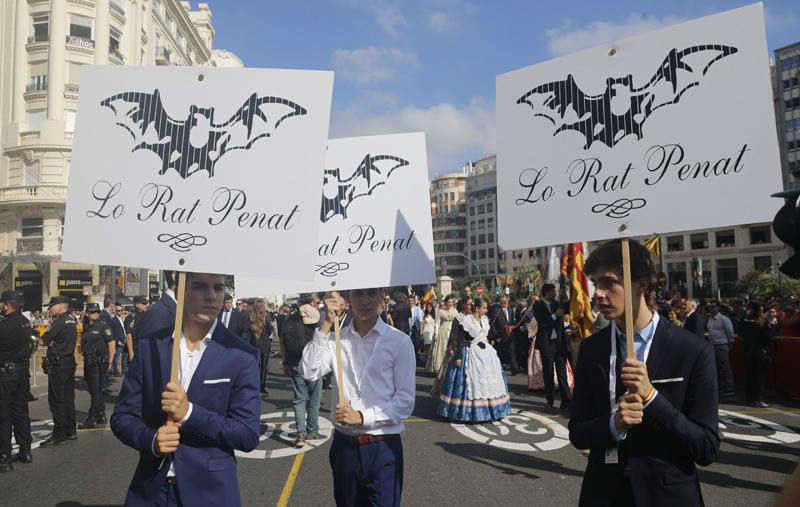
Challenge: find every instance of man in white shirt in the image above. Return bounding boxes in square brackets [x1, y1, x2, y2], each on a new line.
[706, 301, 736, 396]
[300, 289, 415, 506]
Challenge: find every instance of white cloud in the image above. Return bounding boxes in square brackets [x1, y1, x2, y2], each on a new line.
[345, 0, 407, 35]
[546, 13, 686, 56]
[331, 47, 419, 85]
[332, 97, 495, 176]
[426, 0, 473, 33]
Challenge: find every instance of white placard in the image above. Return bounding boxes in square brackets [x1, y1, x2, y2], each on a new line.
[236, 133, 435, 296]
[497, 3, 782, 250]
[62, 66, 333, 279]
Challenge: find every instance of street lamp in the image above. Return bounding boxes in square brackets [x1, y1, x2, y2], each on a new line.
[451, 253, 481, 279]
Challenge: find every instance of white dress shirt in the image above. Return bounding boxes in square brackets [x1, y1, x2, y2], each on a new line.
[158, 320, 216, 476]
[221, 309, 232, 328]
[299, 317, 416, 436]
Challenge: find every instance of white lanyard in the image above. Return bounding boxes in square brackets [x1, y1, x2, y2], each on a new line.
[608, 316, 657, 412]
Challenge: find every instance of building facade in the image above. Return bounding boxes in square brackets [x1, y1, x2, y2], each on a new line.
[430, 171, 467, 278]
[0, 0, 238, 310]
[776, 42, 800, 190]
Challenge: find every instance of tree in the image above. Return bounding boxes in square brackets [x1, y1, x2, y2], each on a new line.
[734, 271, 800, 300]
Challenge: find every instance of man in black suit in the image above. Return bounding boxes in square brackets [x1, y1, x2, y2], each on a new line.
[681, 299, 706, 339]
[492, 296, 519, 375]
[569, 239, 719, 506]
[135, 271, 177, 340]
[534, 284, 571, 410]
[218, 294, 245, 338]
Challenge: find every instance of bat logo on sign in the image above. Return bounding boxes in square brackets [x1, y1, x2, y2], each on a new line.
[100, 90, 307, 178]
[320, 154, 409, 223]
[517, 44, 738, 149]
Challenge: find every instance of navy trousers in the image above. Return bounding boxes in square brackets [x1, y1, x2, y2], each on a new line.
[329, 432, 403, 507]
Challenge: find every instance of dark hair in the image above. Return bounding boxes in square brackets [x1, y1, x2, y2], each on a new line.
[223, 293, 233, 302]
[583, 239, 656, 304]
[443, 295, 452, 304]
[541, 283, 556, 296]
[104, 296, 114, 308]
[162, 270, 178, 290]
[457, 296, 472, 313]
[473, 297, 485, 311]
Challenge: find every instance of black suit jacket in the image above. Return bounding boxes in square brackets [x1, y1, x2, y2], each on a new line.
[569, 318, 719, 507]
[218, 309, 245, 338]
[533, 299, 561, 351]
[133, 293, 176, 342]
[683, 312, 706, 339]
[492, 306, 514, 338]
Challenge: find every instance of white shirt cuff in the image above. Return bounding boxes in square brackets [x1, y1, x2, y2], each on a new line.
[350, 398, 373, 426]
[609, 411, 628, 442]
[180, 403, 193, 424]
[151, 433, 160, 457]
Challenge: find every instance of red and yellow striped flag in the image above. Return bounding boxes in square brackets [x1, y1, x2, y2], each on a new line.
[644, 234, 661, 257]
[563, 243, 594, 339]
[422, 287, 436, 304]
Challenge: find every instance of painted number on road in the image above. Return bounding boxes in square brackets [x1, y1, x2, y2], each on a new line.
[235, 410, 334, 460]
[451, 409, 570, 452]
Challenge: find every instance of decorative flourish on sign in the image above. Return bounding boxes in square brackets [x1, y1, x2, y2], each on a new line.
[591, 198, 647, 219]
[157, 233, 208, 252]
[517, 44, 738, 149]
[315, 262, 351, 277]
[100, 90, 307, 178]
[321, 154, 410, 223]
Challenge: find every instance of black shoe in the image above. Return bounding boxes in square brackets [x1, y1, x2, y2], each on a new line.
[39, 436, 67, 448]
[15, 450, 32, 464]
[0, 454, 13, 473]
[27, 391, 37, 402]
[66, 432, 78, 441]
[560, 402, 571, 412]
[78, 418, 106, 430]
[509, 369, 517, 376]
[546, 401, 555, 409]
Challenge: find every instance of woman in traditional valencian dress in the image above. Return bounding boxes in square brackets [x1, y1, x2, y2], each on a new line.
[426, 295, 457, 373]
[437, 298, 511, 422]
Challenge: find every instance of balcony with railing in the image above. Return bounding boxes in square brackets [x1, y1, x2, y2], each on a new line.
[27, 34, 49, 44]
[64, 83, 79, 98]
[155, 46, 171, 65]
[0, 185, 68, 204]
[110, 0, 125, 19]
[16, 237, 43, 254]
[109, 48, 125, 65]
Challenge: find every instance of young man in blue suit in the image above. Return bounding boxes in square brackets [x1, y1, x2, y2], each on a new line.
[111, 272, 261, 507]
[569, 239, 719, 506]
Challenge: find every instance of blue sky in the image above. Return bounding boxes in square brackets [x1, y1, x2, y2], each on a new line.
[203, 0, 798, 178]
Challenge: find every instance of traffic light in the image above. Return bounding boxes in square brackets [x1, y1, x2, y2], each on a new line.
[771, 189, 800, 278]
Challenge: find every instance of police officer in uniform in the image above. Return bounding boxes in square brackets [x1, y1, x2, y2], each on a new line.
[0, 290, 34, 471]
[78, 303, 115, 429]
[124, 296, 148, 361]
[40, 296, 78, 448]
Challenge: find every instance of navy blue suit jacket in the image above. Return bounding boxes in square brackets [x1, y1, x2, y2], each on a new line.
[569, 318, 719, 506]
[135, 294, 176, 340]
[111, 323, 261, 507]
[218, 308, 245, 338]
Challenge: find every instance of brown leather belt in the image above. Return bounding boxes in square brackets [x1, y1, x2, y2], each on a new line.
[335, 431, 399, 446]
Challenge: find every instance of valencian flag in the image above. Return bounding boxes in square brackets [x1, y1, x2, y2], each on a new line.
[644, 234, 661, 257]
[422, 287, 436, 305]
[560, 243, 594, 339]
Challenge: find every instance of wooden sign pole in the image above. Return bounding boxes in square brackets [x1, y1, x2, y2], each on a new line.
[166, 271, 187, 427]
[621, 240, 636, 359]
[334, 315, 346, 405]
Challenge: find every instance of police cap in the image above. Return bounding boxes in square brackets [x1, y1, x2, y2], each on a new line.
[45, 295, 70, 307]
[133, 296, 148, 305]
[85, 303, 102, 313]
[0, 290, 23, 308]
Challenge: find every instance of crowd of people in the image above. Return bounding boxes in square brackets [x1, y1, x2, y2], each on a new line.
[1, 248, 797, 504]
